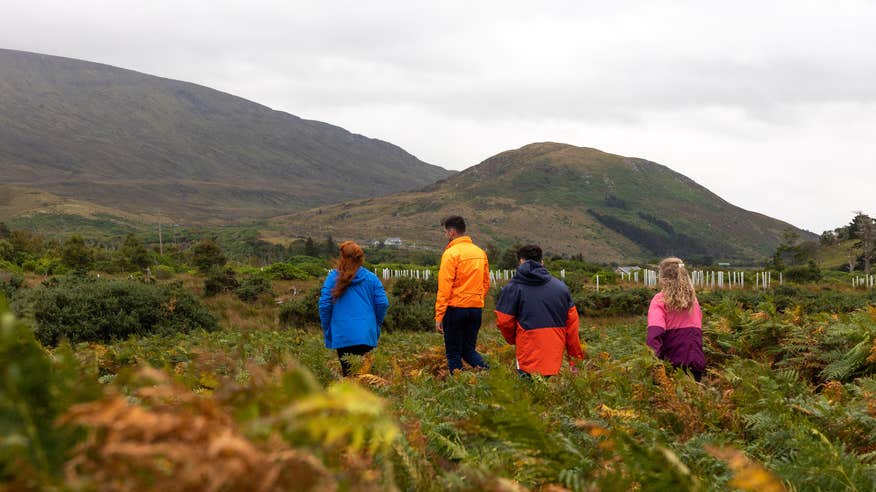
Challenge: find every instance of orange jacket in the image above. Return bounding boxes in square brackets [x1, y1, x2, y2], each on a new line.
[435, 236, 490, 321]
[495, 260, 584, 376]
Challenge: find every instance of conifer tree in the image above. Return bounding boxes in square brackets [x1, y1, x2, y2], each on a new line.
[304, 237, 319, 257]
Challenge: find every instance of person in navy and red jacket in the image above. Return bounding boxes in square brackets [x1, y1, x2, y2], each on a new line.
[495, 244, 585, 377]
[646, 257, 706, 381]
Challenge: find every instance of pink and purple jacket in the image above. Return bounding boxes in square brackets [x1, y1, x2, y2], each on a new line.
[646, 292, 705, 371]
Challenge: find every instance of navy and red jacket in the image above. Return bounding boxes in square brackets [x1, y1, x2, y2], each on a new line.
[495, 260, 584, 376]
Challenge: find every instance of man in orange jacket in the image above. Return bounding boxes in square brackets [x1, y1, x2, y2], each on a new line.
[435, 215, 490, 373]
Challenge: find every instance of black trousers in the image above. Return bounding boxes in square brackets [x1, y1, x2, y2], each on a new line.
[443, 307, 488, 372]
[337, 344, 373, 377]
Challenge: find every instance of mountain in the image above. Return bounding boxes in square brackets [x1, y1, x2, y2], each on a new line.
[0, 49, 453, 223]
[270, 143, 815, 263]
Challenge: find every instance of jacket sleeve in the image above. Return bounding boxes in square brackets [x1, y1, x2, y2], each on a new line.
[494, 285, 518, 345]
[483, 256, 491, 295]
[565, 301, 585, 364]
[373, 275, 389, 327]
[646, 296, 666, 355]
[318, 271, 336, 335]
[435, 250, 457, 321]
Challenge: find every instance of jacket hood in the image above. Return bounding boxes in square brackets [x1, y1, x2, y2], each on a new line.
[335, 267, 369, 284]
[513, 260, 552, 286]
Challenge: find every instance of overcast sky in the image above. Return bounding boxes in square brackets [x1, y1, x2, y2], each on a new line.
[3, 0, 875, 233]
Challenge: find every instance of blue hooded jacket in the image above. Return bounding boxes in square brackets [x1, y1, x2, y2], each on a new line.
[318, 267, 389, 349]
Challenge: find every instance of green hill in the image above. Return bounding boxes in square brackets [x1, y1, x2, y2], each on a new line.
[0, 49, 453, 223]
[271, 143, 815, 263]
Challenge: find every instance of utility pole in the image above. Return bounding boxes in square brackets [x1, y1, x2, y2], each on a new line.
[158, 218, 164, 256]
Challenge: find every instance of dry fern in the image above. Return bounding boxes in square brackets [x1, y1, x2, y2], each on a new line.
[60, 368, 335, 492]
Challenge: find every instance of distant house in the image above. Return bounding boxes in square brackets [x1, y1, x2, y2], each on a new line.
[717, 262, 731, 267]
[616, 266, 642, 275]
[384, 237, 403, 247]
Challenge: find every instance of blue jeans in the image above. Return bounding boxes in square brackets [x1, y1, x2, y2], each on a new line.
[443, 307, 488, 372]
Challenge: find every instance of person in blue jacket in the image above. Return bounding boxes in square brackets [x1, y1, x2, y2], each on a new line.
[318, 240, 389, 376]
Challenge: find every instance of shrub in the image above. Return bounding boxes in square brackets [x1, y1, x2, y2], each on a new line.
[61, 235, 94, 273]
[204, 267, 239, 297]
[380, 277, 434, 332]
[23, 257, 68, 276]
[279, 286, 322, 327]
[784, 260, 823, 283]
[12, 276, 217, 346]
[295, 262, 328, 278]
[264, 262, 311, 280]
[235, 276, 274, 303]
[573, 287, 654, 316]
[390, 277, 433, 303]
[382, 299, 434, 332]
[0, 270, 24, 299]
[0, 239, 13, 262]
[153, 265, 174, 280]
[117, 234, 151, 272]
[698, 286, 876, 314]
[191, 240, 226, 274]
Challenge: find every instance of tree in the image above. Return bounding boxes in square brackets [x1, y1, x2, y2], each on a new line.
[484, 242, 500, 267]
[819, 230, 837, 246]
[304, 237, 319, 258]
[768, 229, 806, 271]
[497, 244, 522, 270]
[322, 235, 338, 258]
[853, 212, 875, 274]
[0, 222, 10, 239]
[61, 235, 94, 274]
[191, 239, 226, 274]
[118, 234, 151, 272]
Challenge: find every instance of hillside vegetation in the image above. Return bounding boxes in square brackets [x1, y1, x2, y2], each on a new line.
[271, 143, 815, 262]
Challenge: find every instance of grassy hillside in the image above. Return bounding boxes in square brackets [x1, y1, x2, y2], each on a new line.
[271, 143, 815, 263]
[0, 49, 453, 223]
[0, 185, 158, 237]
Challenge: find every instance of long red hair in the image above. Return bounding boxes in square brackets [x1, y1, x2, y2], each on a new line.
[332, 240, 364, 300]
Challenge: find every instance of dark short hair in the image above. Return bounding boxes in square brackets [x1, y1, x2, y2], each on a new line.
[517, 244, 543, 262]
[441, 215, 466, 234]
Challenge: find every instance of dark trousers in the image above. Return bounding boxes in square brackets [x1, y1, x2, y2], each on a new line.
[443, 307, 488, 372]
[337, 344, 372, 377]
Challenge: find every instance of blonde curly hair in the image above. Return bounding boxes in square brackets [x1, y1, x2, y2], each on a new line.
[658, 257, 696, 311]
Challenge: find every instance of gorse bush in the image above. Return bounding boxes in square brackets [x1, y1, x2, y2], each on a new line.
[12, 276, 217, 346]
[152, 264, 174, 280]
[263, 262, 311, 280]
[203, 267, 240, 297]
[279, 286, 322, 327]
[383, 277, 436, 332]
[234, 276, 273, 303]
[391, 276, 437, 302]
[0, 270, 23, 299]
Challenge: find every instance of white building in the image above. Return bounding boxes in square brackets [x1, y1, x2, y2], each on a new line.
[384, 237, 403, 247]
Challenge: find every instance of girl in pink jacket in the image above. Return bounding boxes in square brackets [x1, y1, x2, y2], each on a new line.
[647, 257, 706, 381]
